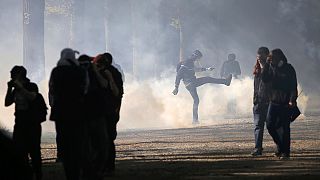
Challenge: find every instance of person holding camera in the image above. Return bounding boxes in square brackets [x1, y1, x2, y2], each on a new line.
[5, 65, 42, 180]
[78, 54, 110, 180]
[94, 53, 123, 176]
[261, 48, 298, 160]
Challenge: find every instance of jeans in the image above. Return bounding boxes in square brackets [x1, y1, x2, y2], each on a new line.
[186, 77, 226, 122]
[266, 103, 291, 154]
[253, 103, 269, 150]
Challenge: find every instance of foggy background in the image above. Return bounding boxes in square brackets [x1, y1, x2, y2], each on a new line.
[0, 0, 319, 132]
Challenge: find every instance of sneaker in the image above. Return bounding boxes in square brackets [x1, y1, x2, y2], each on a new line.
[251, 149, 262, 156]
[279, 153, 290, 160]
[225, 74, 232, 86]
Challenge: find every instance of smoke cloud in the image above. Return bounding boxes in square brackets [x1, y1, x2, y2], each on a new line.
[0, 0, 319, 132]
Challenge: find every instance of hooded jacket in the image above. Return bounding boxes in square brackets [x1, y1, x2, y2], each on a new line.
[261, 62, 297, 105]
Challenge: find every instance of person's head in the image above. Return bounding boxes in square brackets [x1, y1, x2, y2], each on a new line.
[270, 48, 287, 67]
[191, 50, 203, 61]
[10, 66, 27, 80]
[78, 54, 93, 69]
[228, 53, 236, 61]
[57, 48, 79, 66]
[103, 53, 113, 66]
[253, 47, 269, 76]
[93, 52, 113, 70]
[257, 47, 269, 64]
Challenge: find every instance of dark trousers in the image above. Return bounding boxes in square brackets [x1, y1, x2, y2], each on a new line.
[266, 103, 291, 154]
[55, 122, 63, 161]
[253, 103, 268, 150]
[186, 77, 226, 122]
[105, 111, 119, 171]
[55, 119, 84, 180]
[13, 122, 42, 179]
[82, 116, 109, 180]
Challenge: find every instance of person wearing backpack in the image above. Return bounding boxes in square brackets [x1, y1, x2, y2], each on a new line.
[5, 65, 45, 180]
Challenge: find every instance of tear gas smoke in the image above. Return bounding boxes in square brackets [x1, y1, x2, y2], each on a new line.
[0, 0, 319, 132]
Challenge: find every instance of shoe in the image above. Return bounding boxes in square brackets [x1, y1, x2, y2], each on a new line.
[251, 149, 262, 156]
[273, 151, 281, 157]
[279, 153, 290, 160]
[225, 74, 232, 86]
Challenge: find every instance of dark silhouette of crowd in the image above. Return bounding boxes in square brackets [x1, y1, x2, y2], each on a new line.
[3, 48, 123, 180]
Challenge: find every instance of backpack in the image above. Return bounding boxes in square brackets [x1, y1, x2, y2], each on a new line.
[29, 93, 48, 123]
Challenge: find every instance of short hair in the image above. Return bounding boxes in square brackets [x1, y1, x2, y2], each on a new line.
[10, 66, 27, 77]
[257, 47, 269, 55]
[78, 54, 93, 63]
[103, 53, 113, 66]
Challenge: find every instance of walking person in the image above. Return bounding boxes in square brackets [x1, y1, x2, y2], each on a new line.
[251, 47, 272, 156]
[262, 48, 298, 159]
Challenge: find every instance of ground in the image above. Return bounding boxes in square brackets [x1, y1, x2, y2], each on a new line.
[41, 115, 320, 180]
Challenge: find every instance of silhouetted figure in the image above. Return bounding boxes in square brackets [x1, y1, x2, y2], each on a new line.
[94, 52, 123, 175]
[49, 48, 87, 180]
[251, 47, 272, 156]
[173, 50, 232, 124]
[112, 62, 125, 83]
[220, 53, 241, 79]
[262, 49, 298, 160]
[0, 128, 32, 180]
[78, 55, 109, 180]
[5, 66, 43, 180]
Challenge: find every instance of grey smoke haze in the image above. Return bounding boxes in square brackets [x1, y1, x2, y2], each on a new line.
[0, 0, 319, 131]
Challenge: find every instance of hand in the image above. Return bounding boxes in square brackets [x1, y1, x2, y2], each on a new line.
[206, 67, 215, 71]
[172, 88, 178, 95]
[7, 80, 14, 88]
[289, 101, 297, 107]
[104, 69, 113, 80]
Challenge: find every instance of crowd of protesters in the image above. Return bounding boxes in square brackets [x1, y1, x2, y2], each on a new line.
[3, 48, 123, 180]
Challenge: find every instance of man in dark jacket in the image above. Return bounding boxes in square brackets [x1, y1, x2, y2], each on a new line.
[5, 66, 42, 180]
[49, 48, 87, 180]
[173, 50, 232, 124]
[262, 48, 298, 159]
[251, 47, 272, 156]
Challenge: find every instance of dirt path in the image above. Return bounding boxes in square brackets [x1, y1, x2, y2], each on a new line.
[41, 115, 320, 179]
